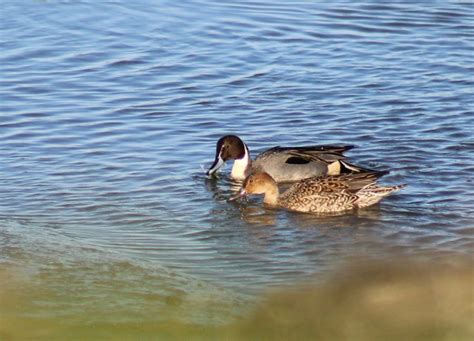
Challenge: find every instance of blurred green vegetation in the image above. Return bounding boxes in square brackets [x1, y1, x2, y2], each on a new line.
[1, 258, 472, 340]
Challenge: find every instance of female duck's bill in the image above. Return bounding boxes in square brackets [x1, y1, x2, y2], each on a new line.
[206, 135, 379, 182]
[228, 187, 247, 202]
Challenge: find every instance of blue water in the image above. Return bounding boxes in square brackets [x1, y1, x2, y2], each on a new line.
[1, 0, 473, 324]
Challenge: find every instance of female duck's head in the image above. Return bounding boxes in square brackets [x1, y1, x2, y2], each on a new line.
[239, 172, 279, 205]
[242, 172, 276, 195]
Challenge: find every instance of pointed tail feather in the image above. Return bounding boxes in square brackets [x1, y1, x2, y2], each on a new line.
[356, 183, 406, 208]
[339, 160, 390, 177]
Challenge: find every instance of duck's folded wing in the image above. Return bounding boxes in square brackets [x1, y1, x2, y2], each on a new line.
[263, 145, 353, 156]
[280, 152, 384, 175]
[318, 172, 388, 192]
[281, 152, 388, 176]
[257, 145, 352, 164]
[256, 145, 388, 176]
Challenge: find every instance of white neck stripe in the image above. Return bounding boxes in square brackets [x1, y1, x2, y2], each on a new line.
[231, 144, 251, 180]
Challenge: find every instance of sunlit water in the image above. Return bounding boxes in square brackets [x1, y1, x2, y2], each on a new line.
[1, 0, 473, 326]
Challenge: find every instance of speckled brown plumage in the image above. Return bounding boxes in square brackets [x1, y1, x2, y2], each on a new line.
[241, 172, 406, 214]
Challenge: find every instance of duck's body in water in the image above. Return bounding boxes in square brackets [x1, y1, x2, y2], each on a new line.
[207, 135, 380, 182]
[239, 172, 405, 214]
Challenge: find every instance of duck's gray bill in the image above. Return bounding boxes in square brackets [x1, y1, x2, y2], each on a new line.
[207, 156, 225, 176]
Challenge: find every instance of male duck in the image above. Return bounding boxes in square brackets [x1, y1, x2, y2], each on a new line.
[207, 135, 377, 182]
[237, 171, 405, 214]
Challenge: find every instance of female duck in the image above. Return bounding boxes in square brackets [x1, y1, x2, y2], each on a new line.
[237, 172, 405, 214]
[207, 135, 376, 182]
